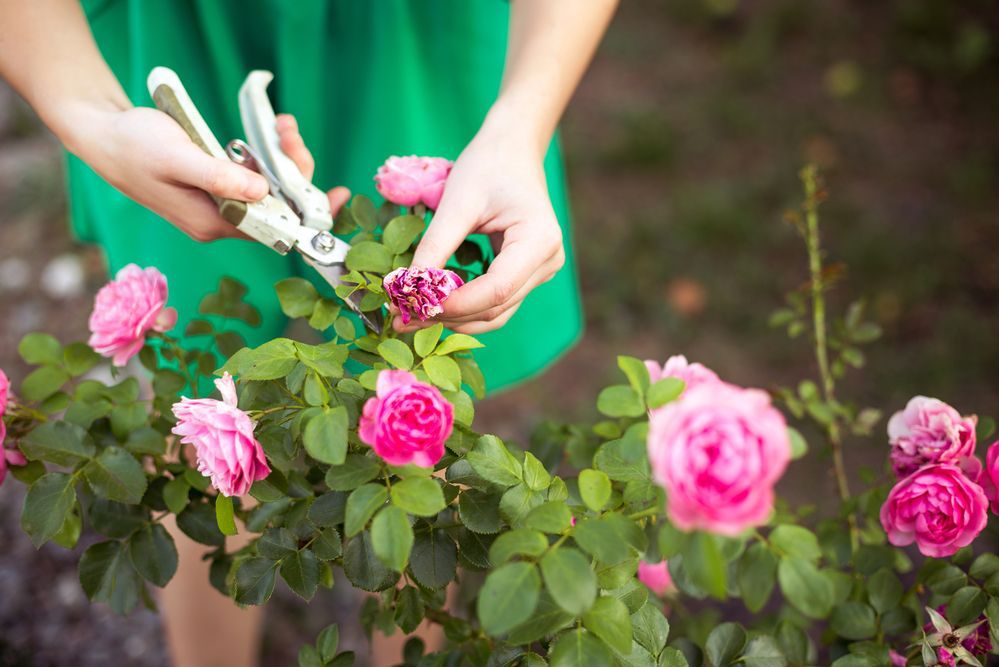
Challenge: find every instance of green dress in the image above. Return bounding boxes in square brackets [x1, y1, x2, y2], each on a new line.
[71, 0, 582, 392]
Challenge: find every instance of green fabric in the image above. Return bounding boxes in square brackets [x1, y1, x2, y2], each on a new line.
[71, 0, 582, 392]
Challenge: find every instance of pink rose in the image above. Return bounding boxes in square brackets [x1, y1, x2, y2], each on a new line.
[880, 463, 987, 558]
[383, 267, 464, 325]
[88, 264, 178, 366]
[644, 355, 720, 393]
[983, 441, 999, 514]
[888, 650, 907, 666]
[637, 560, 674, 596]
[887, 396, 976, 479]
[359, 370, 453, 468]
[648, 382, 791, 536]
[171, 373, 270, 497]
[374, 155, 452, 210]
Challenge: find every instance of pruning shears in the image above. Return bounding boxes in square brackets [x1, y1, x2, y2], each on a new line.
[146, 67, 382, 333]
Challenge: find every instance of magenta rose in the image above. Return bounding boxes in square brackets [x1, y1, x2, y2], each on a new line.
[644, 355, 720, 394]
[0, 368, 8, 445]
[88, 264, 178, 366]
[880, 463, 987, 558]
[637, 560, 674, 596]
[171, 373, 270, 497]
[374, 155, 452, 210]
[359, 370, 453, 468]
[983, 441, 999, 514]
[887, 396, 977, 478]
[647, 382, 791, 536]
[383, 267, 464, 325]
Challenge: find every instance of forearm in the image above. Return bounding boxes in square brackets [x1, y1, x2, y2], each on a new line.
[484, 0, 618, 157]
[0, 0, 131, 153]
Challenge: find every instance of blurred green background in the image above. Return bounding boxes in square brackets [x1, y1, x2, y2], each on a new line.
[0, 1, 997, 665]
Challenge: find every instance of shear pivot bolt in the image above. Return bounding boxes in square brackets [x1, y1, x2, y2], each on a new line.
[312, 231, 336, 253]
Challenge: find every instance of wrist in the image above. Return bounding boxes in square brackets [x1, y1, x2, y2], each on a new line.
[478, 95, 555, 161]
[43, 92, 132, 159]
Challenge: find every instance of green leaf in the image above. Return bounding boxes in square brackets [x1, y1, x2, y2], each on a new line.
[345, 241, 392, 273]
[215, 495, 237, 536]
[500, 483, 545, 526]
[522, 452, 552, 491]
[582, 596, 632, 654]
[176, 502, 225, 546]
[579, 469, 612, 511]
[647, 377, 686, 409]
[391, 477, 446, 517]
[507, 591, 575, 645]
[78, 540, 141, 615]
[395, 586, 425, 634]
[309, 298, 340, 330]
[371, 506, 414, 571]
[787, 427, 808, 459]
[128, 524, 178, 587]
[778, 557, 834, 619]
[593, 436, 650, 482]
[275, 277, 320, 318]
[19, 332, 62, 364]
[295, 341, 348, 377]
[316, 623, 340, 662]
[541, 547, 597, 616]
[524, 501, 572, 534]
[414, 323, 444, 357]
[281, 549, 320, 600]
[377, 339, 414, 370]
[705, 622, 747, 667]
[948, 585, 987, 626]
[597, 384, 645, 418]
[573, 518, 629, 564]
[684, 532, 727, 600]
[458, 490, 503, 534]
[769, 525, 821, 562]
[234, 557, 278, 605]
[21, 472, 77, 547]
[830, 601, 877, 640]
[618, 356, 651, 396]
[258, 527, 298, 559]
[325, 453, 381, 491]
[229, 338, 298, 380]
[304, 406, 348, 465]
[433, 334, 485, 356]
[313, 528, 343, 561]
[21, 421, 95, 465]
[477, 561, 542, 635]
[741, 636, 787, 667]
[162, 477, 191, 514]
[737, 542, 778, 612]
[423, 355, 461, 391]
[382, 215, 426, 253]
[83, 447, 148, 504]
[549, 629, 613, 667]
[867, 568, 903, 614]
[467, 435, 522, 487]
[351, 194, 378, 231]
[409, 529, 457, 589]
[659, 648, 689, 667]
[345, 484, 388, 538]
[63, 342, 100, 376]
[489, 529, 549, 565]
[969, 553, 999, 581]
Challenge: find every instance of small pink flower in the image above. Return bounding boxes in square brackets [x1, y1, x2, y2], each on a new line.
[171, 373, 270, 497]
[648, 382, 791, 536]
[888, 396, 976, 479]
[644, 355, 720, 394]
[880, 463, 988, 558]
[383, 267, 464, 325]
[983, 441, 999, 514]
[359, 370, 453, 468]
[637, 560, 674, 596]
[374, 155, 452, 210]
[888, 650, 907, 666]
[0, 368, 9, 445]
[88, 264, 178, 366]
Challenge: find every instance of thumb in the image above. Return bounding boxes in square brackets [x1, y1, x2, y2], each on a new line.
[171, 146, 269, 202]
[411, 194, 474, 269]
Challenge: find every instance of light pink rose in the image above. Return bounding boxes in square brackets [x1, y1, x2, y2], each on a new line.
[637, 560, 674, 596]
[359, 370, 453, 468]
[648, 382, 791, 536]
[171, 373, 270, 497]
[374, 155, 452, 210]
[383, 267, 464, 325]
[88, 264, 178, 366]
[644, 355, 720, 393]
[880, 463, 988, 558]
[887, 396, 976, 479]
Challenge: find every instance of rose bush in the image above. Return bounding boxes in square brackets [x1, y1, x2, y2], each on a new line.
[1, 165, 998, 667]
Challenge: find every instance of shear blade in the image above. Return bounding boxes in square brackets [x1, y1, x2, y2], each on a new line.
[306, 260, 385, 334]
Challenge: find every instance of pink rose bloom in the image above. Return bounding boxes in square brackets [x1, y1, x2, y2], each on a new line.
[648, 382, 791, 536]
[88, 264, 178, 366]
[374, 155, 452, 210]
[359, 370, 453, 468]
[888, 650, 907, 666]
[383, 267, 464, 325]
[644, 355, 720, 394]
[983, 441, 999, 514]
[887, 396, 977, 478]
[637, 560, 674, 596]
[880, 463, 987, 558]
[171, 373, 270, 497]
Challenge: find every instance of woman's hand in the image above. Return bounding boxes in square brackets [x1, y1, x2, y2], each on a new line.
[402, 121, 566, 335]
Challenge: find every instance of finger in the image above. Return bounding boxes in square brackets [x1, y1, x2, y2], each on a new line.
[449, 301, 523, 335]
[166, 146, 269, 202]
[439, 260, 552, 324]
[410, 192, 474, 269]
[276, 113, 315, 181]
[327, 186, 351, 215]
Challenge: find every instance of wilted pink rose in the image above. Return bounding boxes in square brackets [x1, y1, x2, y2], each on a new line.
[880, 463, 987, 558]
[359, 370, 453, 468]
[644, 355, 720, 394]
[637, 560, 674, 596]
[374, 155, 452, 210]
[383, 267, 464, 325]
[983, 441, 999, 515]
[171, 373, 270, 497]
[888, 650, 907, 666]
[88, 264, 178, 366]
[888, 396, 977, 478]
[648, 382, 791, 536]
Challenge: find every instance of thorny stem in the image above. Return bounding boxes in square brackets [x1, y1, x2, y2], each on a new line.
[801, 165, 859, 552]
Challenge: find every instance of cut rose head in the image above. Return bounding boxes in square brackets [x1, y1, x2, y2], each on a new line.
[171, 373, 270, 497]
[88, 264, 178, 366]
[887, 396, 976, 479]
[359, 369, 453, 468]
[374, 155, 452, 210]
[880, 462, 988, 558]
[647, 381, 791, 536]
[383, 267, 464, 325]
